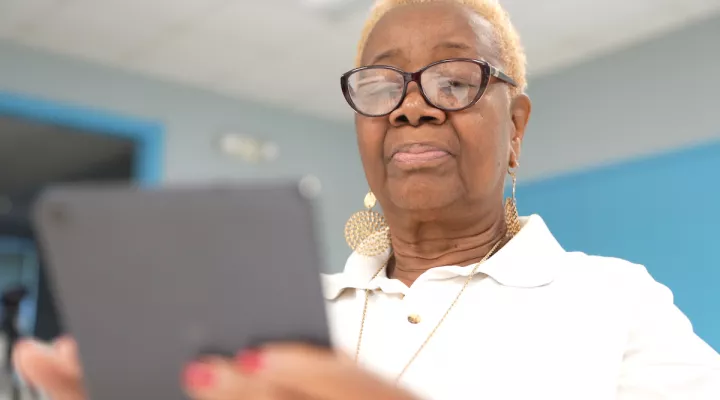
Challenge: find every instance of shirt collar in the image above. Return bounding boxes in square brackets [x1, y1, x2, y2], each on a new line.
[323, 215, 564, 300]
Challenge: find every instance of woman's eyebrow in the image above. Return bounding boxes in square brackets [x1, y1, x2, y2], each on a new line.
[368, 48, 403, 65]
[367, 41, 475, 66]
[433, 41, 474, 51]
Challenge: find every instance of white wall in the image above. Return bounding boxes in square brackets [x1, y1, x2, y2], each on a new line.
[523, 14, 720, 182]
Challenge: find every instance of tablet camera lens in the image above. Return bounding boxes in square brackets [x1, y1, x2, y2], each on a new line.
[48, 204, 69, 225]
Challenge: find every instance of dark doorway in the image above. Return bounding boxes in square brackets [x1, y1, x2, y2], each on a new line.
[0, 114, 136, 365]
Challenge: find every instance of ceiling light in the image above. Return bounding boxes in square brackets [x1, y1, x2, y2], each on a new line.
[219, 134, 279, 163]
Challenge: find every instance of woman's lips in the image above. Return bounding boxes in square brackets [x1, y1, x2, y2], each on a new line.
[391, 144, 451, 165]
[393, 150, 450, 163]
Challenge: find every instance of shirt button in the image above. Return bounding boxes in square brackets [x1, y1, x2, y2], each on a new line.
[407, 314, 421, 324]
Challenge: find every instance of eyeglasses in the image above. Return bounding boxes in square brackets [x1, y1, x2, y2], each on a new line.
[340, 58, 517, 117]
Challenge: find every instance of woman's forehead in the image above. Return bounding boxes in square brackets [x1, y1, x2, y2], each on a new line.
[361, 3, 500, 67]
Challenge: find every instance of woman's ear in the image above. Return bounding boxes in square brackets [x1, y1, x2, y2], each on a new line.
[509, 138, 521, 167]
[509, 93, 531, 165]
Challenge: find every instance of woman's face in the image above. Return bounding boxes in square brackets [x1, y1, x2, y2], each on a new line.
[356, 2, 530, 215]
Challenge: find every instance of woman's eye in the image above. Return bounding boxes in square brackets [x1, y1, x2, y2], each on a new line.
[439, 79, 473, 89]
[359, 82, 400, 96]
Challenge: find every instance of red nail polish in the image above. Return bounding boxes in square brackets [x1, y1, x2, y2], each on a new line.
[183, 363, 214, 388]
[236, 350, 263, 374]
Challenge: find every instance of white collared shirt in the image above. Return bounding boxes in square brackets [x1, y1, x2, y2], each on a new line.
[321, 215, 720, 400]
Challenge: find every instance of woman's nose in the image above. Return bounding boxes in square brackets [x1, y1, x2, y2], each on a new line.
[389, 83, 446, 127]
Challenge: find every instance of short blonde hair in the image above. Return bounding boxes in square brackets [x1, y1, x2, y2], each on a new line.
[356, 0, 527, 93]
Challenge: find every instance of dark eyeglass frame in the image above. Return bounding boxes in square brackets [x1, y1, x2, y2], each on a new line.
[340, 58, 517, 118]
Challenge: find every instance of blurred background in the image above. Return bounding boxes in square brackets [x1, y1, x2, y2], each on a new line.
[0, 0, 719, 397]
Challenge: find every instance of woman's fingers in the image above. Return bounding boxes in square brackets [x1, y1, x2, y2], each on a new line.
[244, 344, 416, 400]
[14, 339, 402, 400]
[53, 336, 82, 369]
[12, 336, 86, 400]
[183, 357, 300, 400]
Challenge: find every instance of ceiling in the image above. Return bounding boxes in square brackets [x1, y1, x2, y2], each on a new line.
[0, 115, 134, 194]
[0, 0, 719, 121]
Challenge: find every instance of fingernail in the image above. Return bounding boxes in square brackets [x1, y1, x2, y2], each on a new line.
[183, 363, 214, 388]
[236, 349, 264, 374]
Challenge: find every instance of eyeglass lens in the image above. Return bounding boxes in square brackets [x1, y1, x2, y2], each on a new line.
[346, 60, 484, 116]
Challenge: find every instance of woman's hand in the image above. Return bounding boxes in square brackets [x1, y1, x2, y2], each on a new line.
[12, 336, 86, 400]
[14, 338, 417, 400]
[183, 343, 418, 400]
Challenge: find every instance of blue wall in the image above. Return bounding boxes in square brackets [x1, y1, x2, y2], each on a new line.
[518, 140, 720, 350]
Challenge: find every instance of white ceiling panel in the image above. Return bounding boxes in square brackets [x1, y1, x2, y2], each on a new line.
[4, 0, 231, 62]
[114, 0, 236, 60]
[1, 0, 719, 121]
[508, 0, 720, 74]
[8, 1, 164, 61]
[0, 0, 62, 37]
[129, 27, 244, 86]
[204, 2, 331, 45]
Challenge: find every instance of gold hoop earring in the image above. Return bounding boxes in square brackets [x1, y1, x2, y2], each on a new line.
[344, 191, 391, 256]
[505, 166, 521, 238]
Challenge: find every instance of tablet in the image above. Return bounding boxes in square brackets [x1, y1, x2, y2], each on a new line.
[32, 182, 330, 400]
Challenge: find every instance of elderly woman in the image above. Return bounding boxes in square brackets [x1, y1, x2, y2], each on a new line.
[12, 0, 720, 399]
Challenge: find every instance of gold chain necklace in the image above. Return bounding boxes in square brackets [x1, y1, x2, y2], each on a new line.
[354, 238, 505, 382]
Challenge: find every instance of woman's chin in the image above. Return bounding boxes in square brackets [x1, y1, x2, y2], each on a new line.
[386, 182, 463, 212]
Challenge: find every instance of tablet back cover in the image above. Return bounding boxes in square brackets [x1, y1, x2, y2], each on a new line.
[33, 183, 330, 399]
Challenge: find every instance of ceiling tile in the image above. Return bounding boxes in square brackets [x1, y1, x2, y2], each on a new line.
[9, 0, 231, 62]
[130, 27, 249, 86]
[0, 0, 64, 38]
[201, 2, 334, 48]
[8, 1, 167, 61]
[111, 0, 235, 60]
[129, 1, 346, 85]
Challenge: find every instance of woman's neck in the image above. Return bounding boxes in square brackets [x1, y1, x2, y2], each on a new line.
[385, 206, 508, 287]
